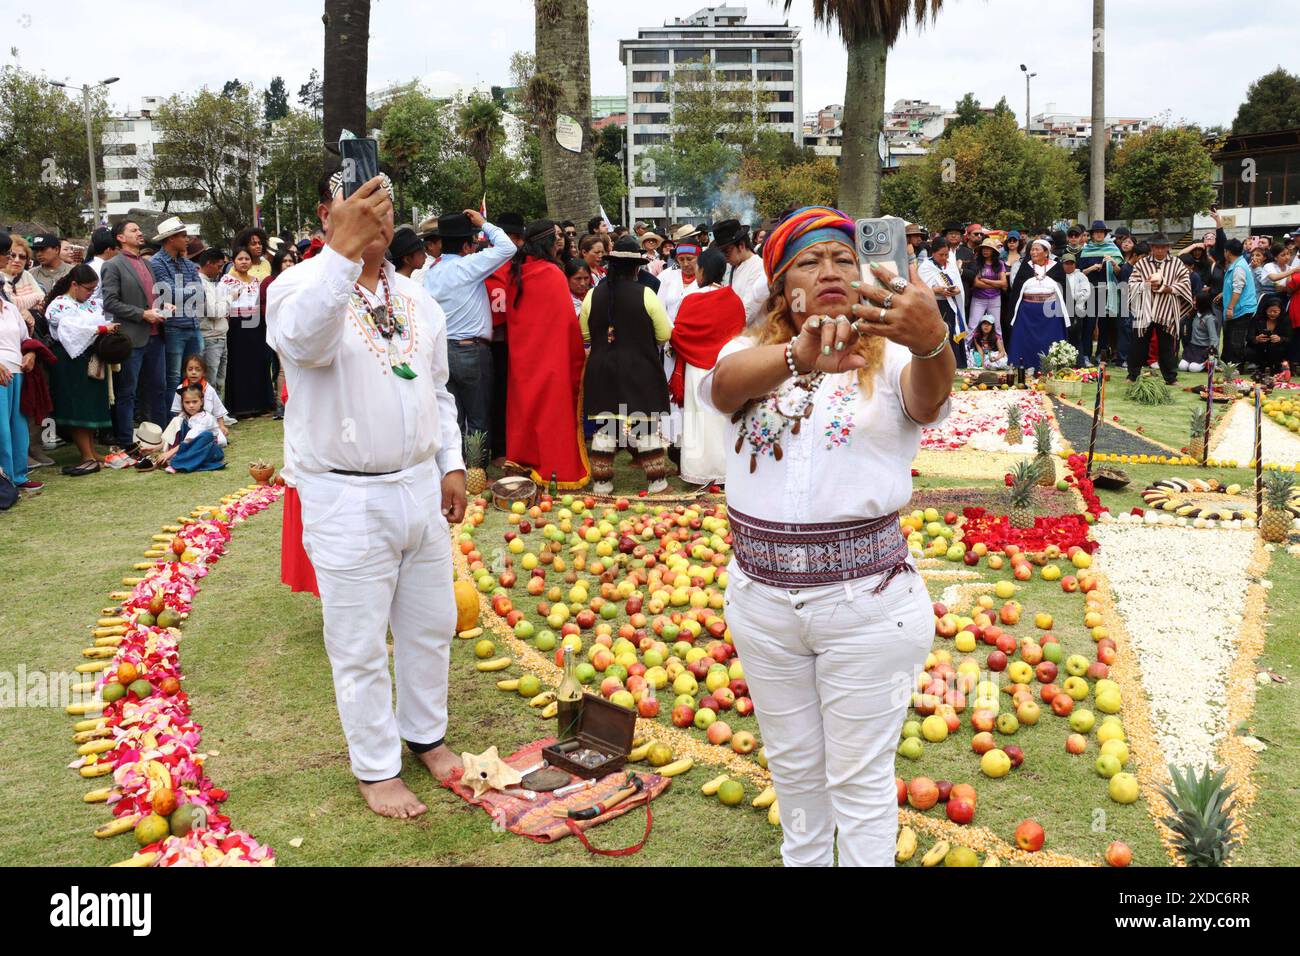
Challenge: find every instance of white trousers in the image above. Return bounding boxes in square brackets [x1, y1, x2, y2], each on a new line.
[296, 459, 456, 781]
[679, 363, 728, 485]
[724, 565, 932, 866]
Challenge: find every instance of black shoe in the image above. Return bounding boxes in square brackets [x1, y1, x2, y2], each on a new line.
[62, 460, 101, 477]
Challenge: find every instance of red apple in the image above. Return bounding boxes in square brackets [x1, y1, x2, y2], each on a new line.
[896, 777, 907, 806]
[1014, 819, 1045, 852]
[734, 696, 754, 717]
[1050, 693, 1075, 717]
[946, 797, 975, 825]
[971, 731, 996, 754]
[1105, 841, 1132, 867]
[935, 779, 954, 802]
[907, 776, 939, 811]
[1035, 661, 1058, 684]
[1004, 744, 1025, 768]
[706, 721, 733, 746]
[671, 704, 695, 727]
[637, 695, 660, 718]
[987, 650, 1008, 672]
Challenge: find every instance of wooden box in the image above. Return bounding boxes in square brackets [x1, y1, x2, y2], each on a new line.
[541, 693, 637, 779]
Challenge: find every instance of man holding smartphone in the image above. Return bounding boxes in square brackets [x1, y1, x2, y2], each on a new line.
[267, 172, 467, 820]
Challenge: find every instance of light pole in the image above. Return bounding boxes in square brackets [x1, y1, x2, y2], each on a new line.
[1019, 64, 1037, 134]
[50, 77, 119, 227]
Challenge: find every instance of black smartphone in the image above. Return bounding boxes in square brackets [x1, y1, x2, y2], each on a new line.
[338, 138, 380, 198]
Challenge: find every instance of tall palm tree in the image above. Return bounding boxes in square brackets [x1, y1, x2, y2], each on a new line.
[785, 1, 945, 218]
[322, 0, 371, 173]
[533, 0, 600, 223]
[457, 96, 505, 199]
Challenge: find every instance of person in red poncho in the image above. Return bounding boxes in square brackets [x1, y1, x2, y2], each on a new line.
[669, 248, 745, 485]
[503, 220, 589, 488]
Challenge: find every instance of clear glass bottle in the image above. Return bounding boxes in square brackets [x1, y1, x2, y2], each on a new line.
[556, 645, 583, 741]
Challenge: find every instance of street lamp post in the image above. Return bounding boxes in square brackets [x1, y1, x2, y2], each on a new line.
[50, 77, 119, 227]
[1019, 64, 1037, 134]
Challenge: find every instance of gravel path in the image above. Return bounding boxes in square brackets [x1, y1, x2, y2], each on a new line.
[1208, 400, 1300, 467]
[1049, 397, 1173, 458]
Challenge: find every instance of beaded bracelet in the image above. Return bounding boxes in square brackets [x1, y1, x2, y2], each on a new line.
[784, 341, 811, 378]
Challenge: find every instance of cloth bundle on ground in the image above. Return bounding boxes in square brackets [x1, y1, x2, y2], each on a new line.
[440, 738, 671, 851]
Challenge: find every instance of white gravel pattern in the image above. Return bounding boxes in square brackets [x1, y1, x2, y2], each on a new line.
[1209, 401, 1300, 467]
[1091, 523, 1254, 770]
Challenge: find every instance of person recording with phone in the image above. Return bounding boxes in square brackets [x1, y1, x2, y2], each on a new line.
[266, 171, 467, 821]
[701, 206, 953, 867]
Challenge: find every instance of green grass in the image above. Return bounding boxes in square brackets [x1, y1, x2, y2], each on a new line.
[1071, 379, 1210, 451]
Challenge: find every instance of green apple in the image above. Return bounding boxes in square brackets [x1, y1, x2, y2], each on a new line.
[1068, 708, 1096, 734]
[897, 737, 924, 760]
[901, 720, 922, 739]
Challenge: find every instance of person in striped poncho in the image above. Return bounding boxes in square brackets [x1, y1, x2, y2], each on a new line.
[1126, 232, 1193, 385]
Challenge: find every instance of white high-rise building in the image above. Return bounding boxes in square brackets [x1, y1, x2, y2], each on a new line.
[100, 97, 208, 220]
[618, 4, 802, 225]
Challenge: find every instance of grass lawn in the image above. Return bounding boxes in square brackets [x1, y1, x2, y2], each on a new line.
[1069, 378, 1226, 454]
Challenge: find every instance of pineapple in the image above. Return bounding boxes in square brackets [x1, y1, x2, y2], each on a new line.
[1032, 420, 1055, 487]
[1188, 410, 1207, 462]
[1004, 404, 1022, 446]
[1260, 468, 1294, 542]
[1006, 460, 1037, 529]
[1158, 764, 1241, 867]
[464, 431, 489, 498]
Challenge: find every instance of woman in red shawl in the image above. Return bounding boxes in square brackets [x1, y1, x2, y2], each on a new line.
[669, 248, 746, 485]
[504, 220, 589, 488]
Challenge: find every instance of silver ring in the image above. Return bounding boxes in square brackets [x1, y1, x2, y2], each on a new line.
[806, 316, 823, 330]
[889, 276, 909, 294]
[834, 315, 851, 325]
[882, 293, 895, 310]
[878, 307, 888, 321]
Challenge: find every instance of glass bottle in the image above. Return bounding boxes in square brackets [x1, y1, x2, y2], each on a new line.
[556, 645, 583, 741]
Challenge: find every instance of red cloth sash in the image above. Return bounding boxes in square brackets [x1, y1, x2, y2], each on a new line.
[668, 286, 745, 406]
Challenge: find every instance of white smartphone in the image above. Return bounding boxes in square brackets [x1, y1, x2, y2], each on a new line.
[855, 216, 910, 289]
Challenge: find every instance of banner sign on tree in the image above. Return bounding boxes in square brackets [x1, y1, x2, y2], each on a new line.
[555, 114, 583, 153]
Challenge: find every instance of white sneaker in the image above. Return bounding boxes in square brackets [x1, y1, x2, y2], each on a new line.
[647, 478, 668, 495]
[593, 480, 613, 496]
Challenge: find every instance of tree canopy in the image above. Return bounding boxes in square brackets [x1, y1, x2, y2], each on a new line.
[1109, 125, 1216, 229]
[1231, 67, 1300, 136]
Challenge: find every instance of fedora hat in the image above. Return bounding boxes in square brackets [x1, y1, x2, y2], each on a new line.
[497, 212, 526, 238]
[388, 227, 423, 262]
[437, 212, 476, 241]
[710, 219, 749, 248]
[942, 221, 964, 234]
[94, 330, 133, 365]
[133, 422, 165, 451]
[979, 237, 1001, 250]
[905, 222, 925, 238]
[671, 223, 702, 243]
[1089, 220, 1108, 233]
[185, 236, 208, 259]
[607, 235, 648, 263]
[151, 216, 188, 244]
[417, 215, 440, 240]
[640, 232, 663, 245]
[1147, 231, 1172, 246]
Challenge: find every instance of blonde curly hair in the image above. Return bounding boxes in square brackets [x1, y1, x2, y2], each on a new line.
[752, 274, 886, 396]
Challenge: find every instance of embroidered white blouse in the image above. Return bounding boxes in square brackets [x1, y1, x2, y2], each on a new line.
[698, 336, 949, 524]
[265, 245, 464, 478]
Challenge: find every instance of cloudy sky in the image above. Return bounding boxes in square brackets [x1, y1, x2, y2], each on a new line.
[8, 0, 1290, 127]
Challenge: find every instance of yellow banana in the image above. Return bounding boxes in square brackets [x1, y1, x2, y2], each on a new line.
[701, 774, 729, 796]
[73, 728, 112, 744]
[96, 617, 126, 627]
[92, 626, 127, 638]
[895, 826, 917, 863]
[161, 525, 181, 532]
[66, 700, 104, 714]
[108, 591, 133, 601]
[752, 786, 777, 809]
[457, 627, 484, 640]
[627, 742, 652, 762]
[475, 657, 512, 672]
[496, 678, 520, 691]
[70, 681, 97, 696]
[144, 760, 172, 791]
[134, 562, 156, 570]
[78, 739, 115, 756]
[658, 757, 693, 777]
[540, 701, 558, 719]
[151, 534, 174, 542]
[529, 691, 556, 708]
[82, 647, 116, 659]
[122, 577, 143, 586]
[75, 661, 109, 673]
[83, 787, 114, 803]
[767, 800, 781, 826]
[94, 814, 140, 838]
[110, 852, 159, 868]
[80, 763, 113, 778]
[94, 636, 125, 648]
[74, 717, 107, 732]
[921, 840, 950, 867]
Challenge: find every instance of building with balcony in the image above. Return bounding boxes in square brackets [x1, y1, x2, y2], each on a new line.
[1195, 127, 1300, 240]
[618, 4, 802, 225]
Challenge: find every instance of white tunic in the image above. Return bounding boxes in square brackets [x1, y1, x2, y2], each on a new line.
[699, 336, 949, 524]
[728, 254, 771, 328]
[266, 245, 464, 478]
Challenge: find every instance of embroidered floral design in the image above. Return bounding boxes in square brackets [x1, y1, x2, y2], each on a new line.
[823, 381, 857, 449]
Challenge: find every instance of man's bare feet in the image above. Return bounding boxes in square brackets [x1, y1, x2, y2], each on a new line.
[416, 744, 462, 781]
[358, 777, 427, 819]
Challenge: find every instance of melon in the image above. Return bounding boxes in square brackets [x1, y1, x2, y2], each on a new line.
[454, 579, 480, 632]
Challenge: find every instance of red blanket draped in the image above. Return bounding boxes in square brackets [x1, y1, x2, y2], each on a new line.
[505, 258, 590, 488]
[668, 286, 746, 406]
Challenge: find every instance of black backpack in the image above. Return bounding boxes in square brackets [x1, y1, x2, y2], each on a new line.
[0, 468, 18, 511]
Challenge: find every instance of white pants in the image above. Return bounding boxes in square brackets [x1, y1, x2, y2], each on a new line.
[724, 565, 932, 866]
[296, 459, 456, 781]
[679, 363, 728, 485]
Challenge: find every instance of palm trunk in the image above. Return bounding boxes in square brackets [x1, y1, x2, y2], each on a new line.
[837, 33, 887, 218]
[1089, 0, 1106, 222]
[535, 0, 599, 223]
[322, 0, 371, 173]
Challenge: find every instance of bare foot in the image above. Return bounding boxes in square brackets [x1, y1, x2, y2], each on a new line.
[415, 744, 462, 781]
[357, 777, 427, 819]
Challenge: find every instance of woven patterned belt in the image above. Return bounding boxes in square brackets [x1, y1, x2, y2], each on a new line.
[727, 507, 913, 591]
[1022, 292, 1055, 303]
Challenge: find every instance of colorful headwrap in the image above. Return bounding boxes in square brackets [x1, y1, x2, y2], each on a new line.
[675, 243, 701, 257]
[761, 206, 857, 284]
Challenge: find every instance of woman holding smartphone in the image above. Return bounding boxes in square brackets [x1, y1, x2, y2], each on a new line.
[702, 206, 953, 866]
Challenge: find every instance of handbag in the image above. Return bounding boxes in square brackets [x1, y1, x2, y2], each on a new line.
[0, 467, 18, 510]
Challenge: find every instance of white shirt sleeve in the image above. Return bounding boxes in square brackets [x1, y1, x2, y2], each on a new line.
[418, 287, 466, 476]
[886, 339, 951, 427]
[695, 335, 756, 413]
[266, 244, 363, 368]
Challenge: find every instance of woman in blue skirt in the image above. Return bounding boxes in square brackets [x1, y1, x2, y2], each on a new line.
[1008, 238, 1070, 371]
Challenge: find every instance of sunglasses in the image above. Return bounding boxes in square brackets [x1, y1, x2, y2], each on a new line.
[7, 251, 27, 260]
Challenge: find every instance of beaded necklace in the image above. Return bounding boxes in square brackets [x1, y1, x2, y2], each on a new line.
[352, 272, 416, 380]
[732, 371, 825, 473]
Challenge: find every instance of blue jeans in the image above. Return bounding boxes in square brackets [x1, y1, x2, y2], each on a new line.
[112, 335, 168, 447]
[446, 340, 493, 447]
[0, 371, 29, 485]
[165, 324, 207, 396]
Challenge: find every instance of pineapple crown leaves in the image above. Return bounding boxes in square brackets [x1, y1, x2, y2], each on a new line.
[1158, 763, 1241, 867]
[1006, 402, 1022, 425]
[1189, 410, 1207, 438]
[1264, 466, 1295, 506]
[1006, 459, 1039, 505]
[1033, 419, 1053, 454]
[464, 430, 489, 468]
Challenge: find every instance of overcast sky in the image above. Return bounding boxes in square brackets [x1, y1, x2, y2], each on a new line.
[8, 0, 1291, 127]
